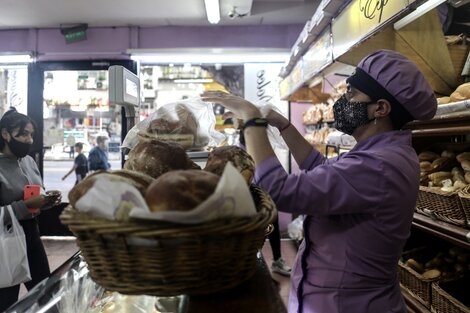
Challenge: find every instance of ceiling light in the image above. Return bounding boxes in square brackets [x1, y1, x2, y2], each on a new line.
[0, 54, 33, 64]
[204, 0, 220, 24]
[394, 0, 446, 30]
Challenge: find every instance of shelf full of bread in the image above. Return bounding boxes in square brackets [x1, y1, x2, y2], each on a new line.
[400, 78, 470, 312]
[294, 80, 356, 159]
[43, 99, 285, 313]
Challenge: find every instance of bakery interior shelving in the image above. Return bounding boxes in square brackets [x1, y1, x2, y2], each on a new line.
[402, 111, 470, 312]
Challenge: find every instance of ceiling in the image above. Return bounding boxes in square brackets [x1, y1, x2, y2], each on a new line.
[0, 0, 319, 29]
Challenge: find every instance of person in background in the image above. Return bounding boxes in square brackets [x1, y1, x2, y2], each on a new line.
[62, 142, 88, 185]
[0, 108, 61, 311]
[88, 136, 110, 171]
[202, 50, 438, 313]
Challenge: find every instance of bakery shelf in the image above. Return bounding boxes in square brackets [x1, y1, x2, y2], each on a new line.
[412, 213, 470, 250]
[401, 285, 431, 313]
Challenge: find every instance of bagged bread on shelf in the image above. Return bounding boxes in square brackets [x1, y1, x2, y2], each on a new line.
[121, 97, 225, 152]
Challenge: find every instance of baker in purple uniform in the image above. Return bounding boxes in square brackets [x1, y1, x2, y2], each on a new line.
[202, 50, 437, 313]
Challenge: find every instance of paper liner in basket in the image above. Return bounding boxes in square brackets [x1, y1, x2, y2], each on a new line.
[74, 162, 257, 224]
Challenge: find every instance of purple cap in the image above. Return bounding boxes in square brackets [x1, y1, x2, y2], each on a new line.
[357, 50, 437, 120]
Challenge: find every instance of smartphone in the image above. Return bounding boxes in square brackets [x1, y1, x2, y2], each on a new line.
[24, 184, 41, 214]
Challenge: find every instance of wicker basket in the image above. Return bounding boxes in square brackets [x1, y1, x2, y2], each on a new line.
[416, 186, 466, 227]
[398, 248, 441, 308]
[458, 185, 470, 228]
[431, 276, 470, 313]
[60, 185, 276, 296]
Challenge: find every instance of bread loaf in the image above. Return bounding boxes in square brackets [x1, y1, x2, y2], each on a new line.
[465, 172, 470, 184]
[428, 171, 453, 186]
[124, 139, 200, 179]
[418, 151, 440, 162]
[145, 170, 219, 212]
[420, 161, 432, 172]
[456, 152, 470, 163]
[204, 146, 255, 184]
[449, 82, 470, 103]
[461, 159, 470, 172]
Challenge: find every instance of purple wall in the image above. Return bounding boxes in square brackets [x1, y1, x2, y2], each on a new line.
[0, 25, 303, 61]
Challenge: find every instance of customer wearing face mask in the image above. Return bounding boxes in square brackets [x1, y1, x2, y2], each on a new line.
[88, 135, 111, 171]
[202, 50, 438, 313]
[0, 108, 61, 311]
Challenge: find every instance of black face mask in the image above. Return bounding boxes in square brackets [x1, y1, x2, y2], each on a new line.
[7, 135, 32, 158]
[333, 94, 375, 135]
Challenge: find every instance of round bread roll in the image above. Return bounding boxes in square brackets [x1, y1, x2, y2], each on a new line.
[145, 170, 219, 212]
[124, 139, 200, 179]
[449, 82, 470, 103]
[418, 151, 440, 162]
[69, 170, 153, 207]
[420, 161, 432, 172]
[204, 146, 255, 184]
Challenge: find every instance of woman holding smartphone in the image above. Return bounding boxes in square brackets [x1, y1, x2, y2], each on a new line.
[0, 108, 61, 311]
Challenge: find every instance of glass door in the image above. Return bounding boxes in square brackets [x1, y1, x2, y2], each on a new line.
[27, 60, 137, 203]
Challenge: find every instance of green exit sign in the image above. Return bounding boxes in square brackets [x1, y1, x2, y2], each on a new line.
[64, 30, 87, 43]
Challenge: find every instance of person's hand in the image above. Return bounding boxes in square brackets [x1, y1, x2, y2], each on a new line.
[266, 109, 290, 131]
[24, 195, 49, 210]
[201, 91, 261, 121]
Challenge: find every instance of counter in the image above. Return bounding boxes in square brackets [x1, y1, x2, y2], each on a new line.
[6, 252, 287, 313]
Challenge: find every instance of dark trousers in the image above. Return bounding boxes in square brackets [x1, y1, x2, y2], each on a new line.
[268, 215, 281, 261]
[0, 219, 50, 312]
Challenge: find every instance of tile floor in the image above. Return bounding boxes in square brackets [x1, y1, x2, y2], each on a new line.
[19, 237, 298, 310]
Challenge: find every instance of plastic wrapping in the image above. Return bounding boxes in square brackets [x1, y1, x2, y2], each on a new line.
[122, 98, 225, 152]
[287, 215, 305, 242]
[255, 101, 288, 150]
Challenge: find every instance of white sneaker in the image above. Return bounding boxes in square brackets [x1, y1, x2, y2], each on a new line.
[271, 258, 291, 276]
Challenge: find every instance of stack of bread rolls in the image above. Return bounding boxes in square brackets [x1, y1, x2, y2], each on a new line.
[70, 142, 257, 220]
[418, 149, 470, 192]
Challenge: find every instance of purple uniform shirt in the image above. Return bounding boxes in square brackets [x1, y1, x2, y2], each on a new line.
[254, 130, 419, 313]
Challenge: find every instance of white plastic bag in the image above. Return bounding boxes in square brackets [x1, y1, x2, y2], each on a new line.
[0, 205, 31, 288]
[287, 215, 305, 242]
[122, 97, 225, 152]
[255, 101, 288, 150]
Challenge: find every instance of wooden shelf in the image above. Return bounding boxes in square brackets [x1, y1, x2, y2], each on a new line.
[401, 285, 431, 313]
[412, 213, 470, 250]
[405, 111, 470, 137]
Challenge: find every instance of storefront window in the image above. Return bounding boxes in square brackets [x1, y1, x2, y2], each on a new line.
[43, 70, 122, 160]
[0, 65, 28, 116]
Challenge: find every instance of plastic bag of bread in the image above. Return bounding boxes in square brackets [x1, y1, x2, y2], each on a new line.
[130, 162, 258, 224]
[122, 97, 225, 152]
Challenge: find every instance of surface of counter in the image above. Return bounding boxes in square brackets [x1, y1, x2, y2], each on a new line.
[6, 252, 287, 313]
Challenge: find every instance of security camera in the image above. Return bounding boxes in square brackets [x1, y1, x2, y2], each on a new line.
[228, 8, 237, 19]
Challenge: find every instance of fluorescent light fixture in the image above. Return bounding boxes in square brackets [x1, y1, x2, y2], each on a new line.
[393, 0, 446, 30]
[129, 48, 290, 64]
[0, 54, 32, 64]
[204, 0, 220, 24]
[174, 79, 214, 83]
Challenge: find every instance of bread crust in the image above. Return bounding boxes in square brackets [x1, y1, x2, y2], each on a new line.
[145, 170, 219, 212]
